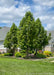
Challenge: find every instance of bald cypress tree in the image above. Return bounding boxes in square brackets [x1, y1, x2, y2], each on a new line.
[34, 18, 51, 55]
[18, 11, 35, 57]
[4, 23, 18, 55]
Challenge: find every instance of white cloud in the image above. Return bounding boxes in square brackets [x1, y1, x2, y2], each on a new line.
[39, 16, 54, 30]
[0, 0, 18, 7]
[0, 0, 30, 24]
[42, 1, 54, 7]
[32, 0, 54, 30]
[33, 0, 54, 7]
[0, 0, 54, 31]
[45, 24, 54, 30]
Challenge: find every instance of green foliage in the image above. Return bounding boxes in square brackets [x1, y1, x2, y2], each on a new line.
[28, 50, 33, 54]
[15, 52, 21, 57]
[4, 32, 11, 49]
[20, 50, 26, 53]
[34, 18, 51, 50]
[4, 11, 51, 57]
[21, 53, 26, 58]
[4, 53, 13, 56]
[4, 23, 18, 55]
[18, 11, 36, 57]
[20, 49, 33, 57]
[0, 54, 4, 56]
[18, 11, 51, 57]
[44, 51, 52, 57]
[35, 53, 47, 58]
[20, 50, 26, 58]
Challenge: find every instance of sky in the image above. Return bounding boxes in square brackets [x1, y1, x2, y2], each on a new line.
[0, 0, 54, 30]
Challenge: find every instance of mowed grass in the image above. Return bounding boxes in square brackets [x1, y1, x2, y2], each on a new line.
[0, 57, 54, 75]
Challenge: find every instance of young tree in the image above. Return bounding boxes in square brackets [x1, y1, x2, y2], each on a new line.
[4, 23, 18, 55]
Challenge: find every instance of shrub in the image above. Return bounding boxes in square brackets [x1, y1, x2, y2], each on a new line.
[43, 51, 52, 57]
[21, 53, 26, 58]
[15, 52, 21, 57]
[0, 54, 4, 56]
[35, 53, 47, 58]
[4, 53, 9, 56]
[4, 53, 13, 56]
[9, 53, 13, 56]
[20, 50, 26, 58]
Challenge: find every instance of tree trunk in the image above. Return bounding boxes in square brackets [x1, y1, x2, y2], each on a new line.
[26, 49, 29, 58]
[12, 48, 15, 56]
[35, 49, 37, 55]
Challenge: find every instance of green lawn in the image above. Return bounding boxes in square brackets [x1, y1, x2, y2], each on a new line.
[0, 57, 54, 75]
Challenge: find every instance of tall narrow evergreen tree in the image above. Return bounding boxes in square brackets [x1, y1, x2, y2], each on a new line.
[4, 23, 18, 55]
[18, 11, 35, 57]
[34, 18, 51, 55]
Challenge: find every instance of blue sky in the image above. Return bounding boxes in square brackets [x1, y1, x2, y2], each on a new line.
[0, 0, 54, 30]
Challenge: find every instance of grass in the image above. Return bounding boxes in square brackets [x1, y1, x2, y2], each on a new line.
[0, 57, 54, 75]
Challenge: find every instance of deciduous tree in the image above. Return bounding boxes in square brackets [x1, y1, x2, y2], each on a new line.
[4, 23, 18, 55]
